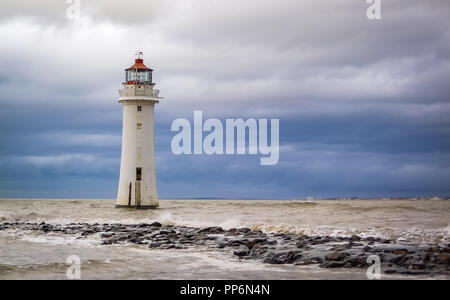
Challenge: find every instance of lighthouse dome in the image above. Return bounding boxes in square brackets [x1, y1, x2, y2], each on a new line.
[125, 58, 153, 84]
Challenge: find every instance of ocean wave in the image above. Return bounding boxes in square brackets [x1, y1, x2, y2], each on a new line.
[283, 201, 318, 208]
[0, 262, 66, 272]
[0, 259, 111, 274]
[1, 199, 448, 246]
[326, 205, 426, 213]
[247, 223, 450, 245]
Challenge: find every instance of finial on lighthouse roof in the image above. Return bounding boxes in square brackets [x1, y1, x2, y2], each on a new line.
[135, 50, 143, 59]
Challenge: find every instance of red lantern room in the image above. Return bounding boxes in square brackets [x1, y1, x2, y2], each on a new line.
[125, 52, 153, 84]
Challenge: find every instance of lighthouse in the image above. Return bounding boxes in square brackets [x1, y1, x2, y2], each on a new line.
[116, 52, 162, 209]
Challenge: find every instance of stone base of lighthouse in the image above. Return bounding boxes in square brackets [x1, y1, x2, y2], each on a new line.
[115, 205, 158, 209]
[116, 98, 159, 210]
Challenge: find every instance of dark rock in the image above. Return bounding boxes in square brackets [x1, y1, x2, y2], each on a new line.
[249, 244, 268, 256]
[325, 251, 350, 261]
[102, 237, 119, 245]
[160, 244, 180, 249]
[263, 257, 285, 264]
[321, 261, 345, 268]
[245, 232, 258, 238]
[238, 228, 251, 234]
[198, 226, 224, 234]
[350, 235, 361, 241]
[436, 253, 449, 264]
[129, 237, 145, 244]
[425, 247, 440, 253]
[234, 250, 249, 257]
[149, 241, 169, 248]
[296, 241, 307, 248]
[228, 240, 246, 247]
[179, 238, 194, 244]
[149, 222, 162, 227]
[295, 257, 322, 266]
[421, 253, 430, 263]
[286, 251, 302, 263]
[116, 235, 131, 242]
[343, 262, 352, 268]
[246, 238, 267, 249]
[390, 254, 409, 266]
[363, 246, 372, 252]
[194, 235, 211, 241]
[408, 263, 425, 270]
[158, 230, 175, 235]
[310, 239, 323, 245]
[227, 228, 238, 235]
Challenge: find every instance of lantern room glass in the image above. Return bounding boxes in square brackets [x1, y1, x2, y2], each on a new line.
[126, 69, 152, 83]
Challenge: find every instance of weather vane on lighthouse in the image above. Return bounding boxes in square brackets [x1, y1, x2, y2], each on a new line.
[115, 52, 163, 209]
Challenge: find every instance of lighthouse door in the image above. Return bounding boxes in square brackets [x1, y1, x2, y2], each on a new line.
[135, 168, 142, 208]
[136, 167, 142, 181]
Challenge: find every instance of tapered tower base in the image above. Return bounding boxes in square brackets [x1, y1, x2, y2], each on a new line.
[115, 55, 162, 210]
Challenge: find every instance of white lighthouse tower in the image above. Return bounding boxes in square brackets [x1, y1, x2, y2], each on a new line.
[116, 52, 162, 209]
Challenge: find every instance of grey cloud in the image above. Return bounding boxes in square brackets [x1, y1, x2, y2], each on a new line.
[0, 0, 165, 24]
[0, 0, 449, 198]
[1, 0, 449, 116]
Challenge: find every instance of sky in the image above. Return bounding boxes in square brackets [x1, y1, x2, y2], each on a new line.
[0, 0, 449, 199]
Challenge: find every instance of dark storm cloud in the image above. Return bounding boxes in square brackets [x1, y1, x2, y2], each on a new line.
[0, 0, 449, 198]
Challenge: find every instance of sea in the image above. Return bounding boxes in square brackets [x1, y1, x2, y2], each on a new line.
[0, 198, 449, 280]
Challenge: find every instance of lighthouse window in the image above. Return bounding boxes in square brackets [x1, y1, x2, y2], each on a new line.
[137, 123, 142, 129]
[137, 106, 142, 111]
[126, 69, 152, 83]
